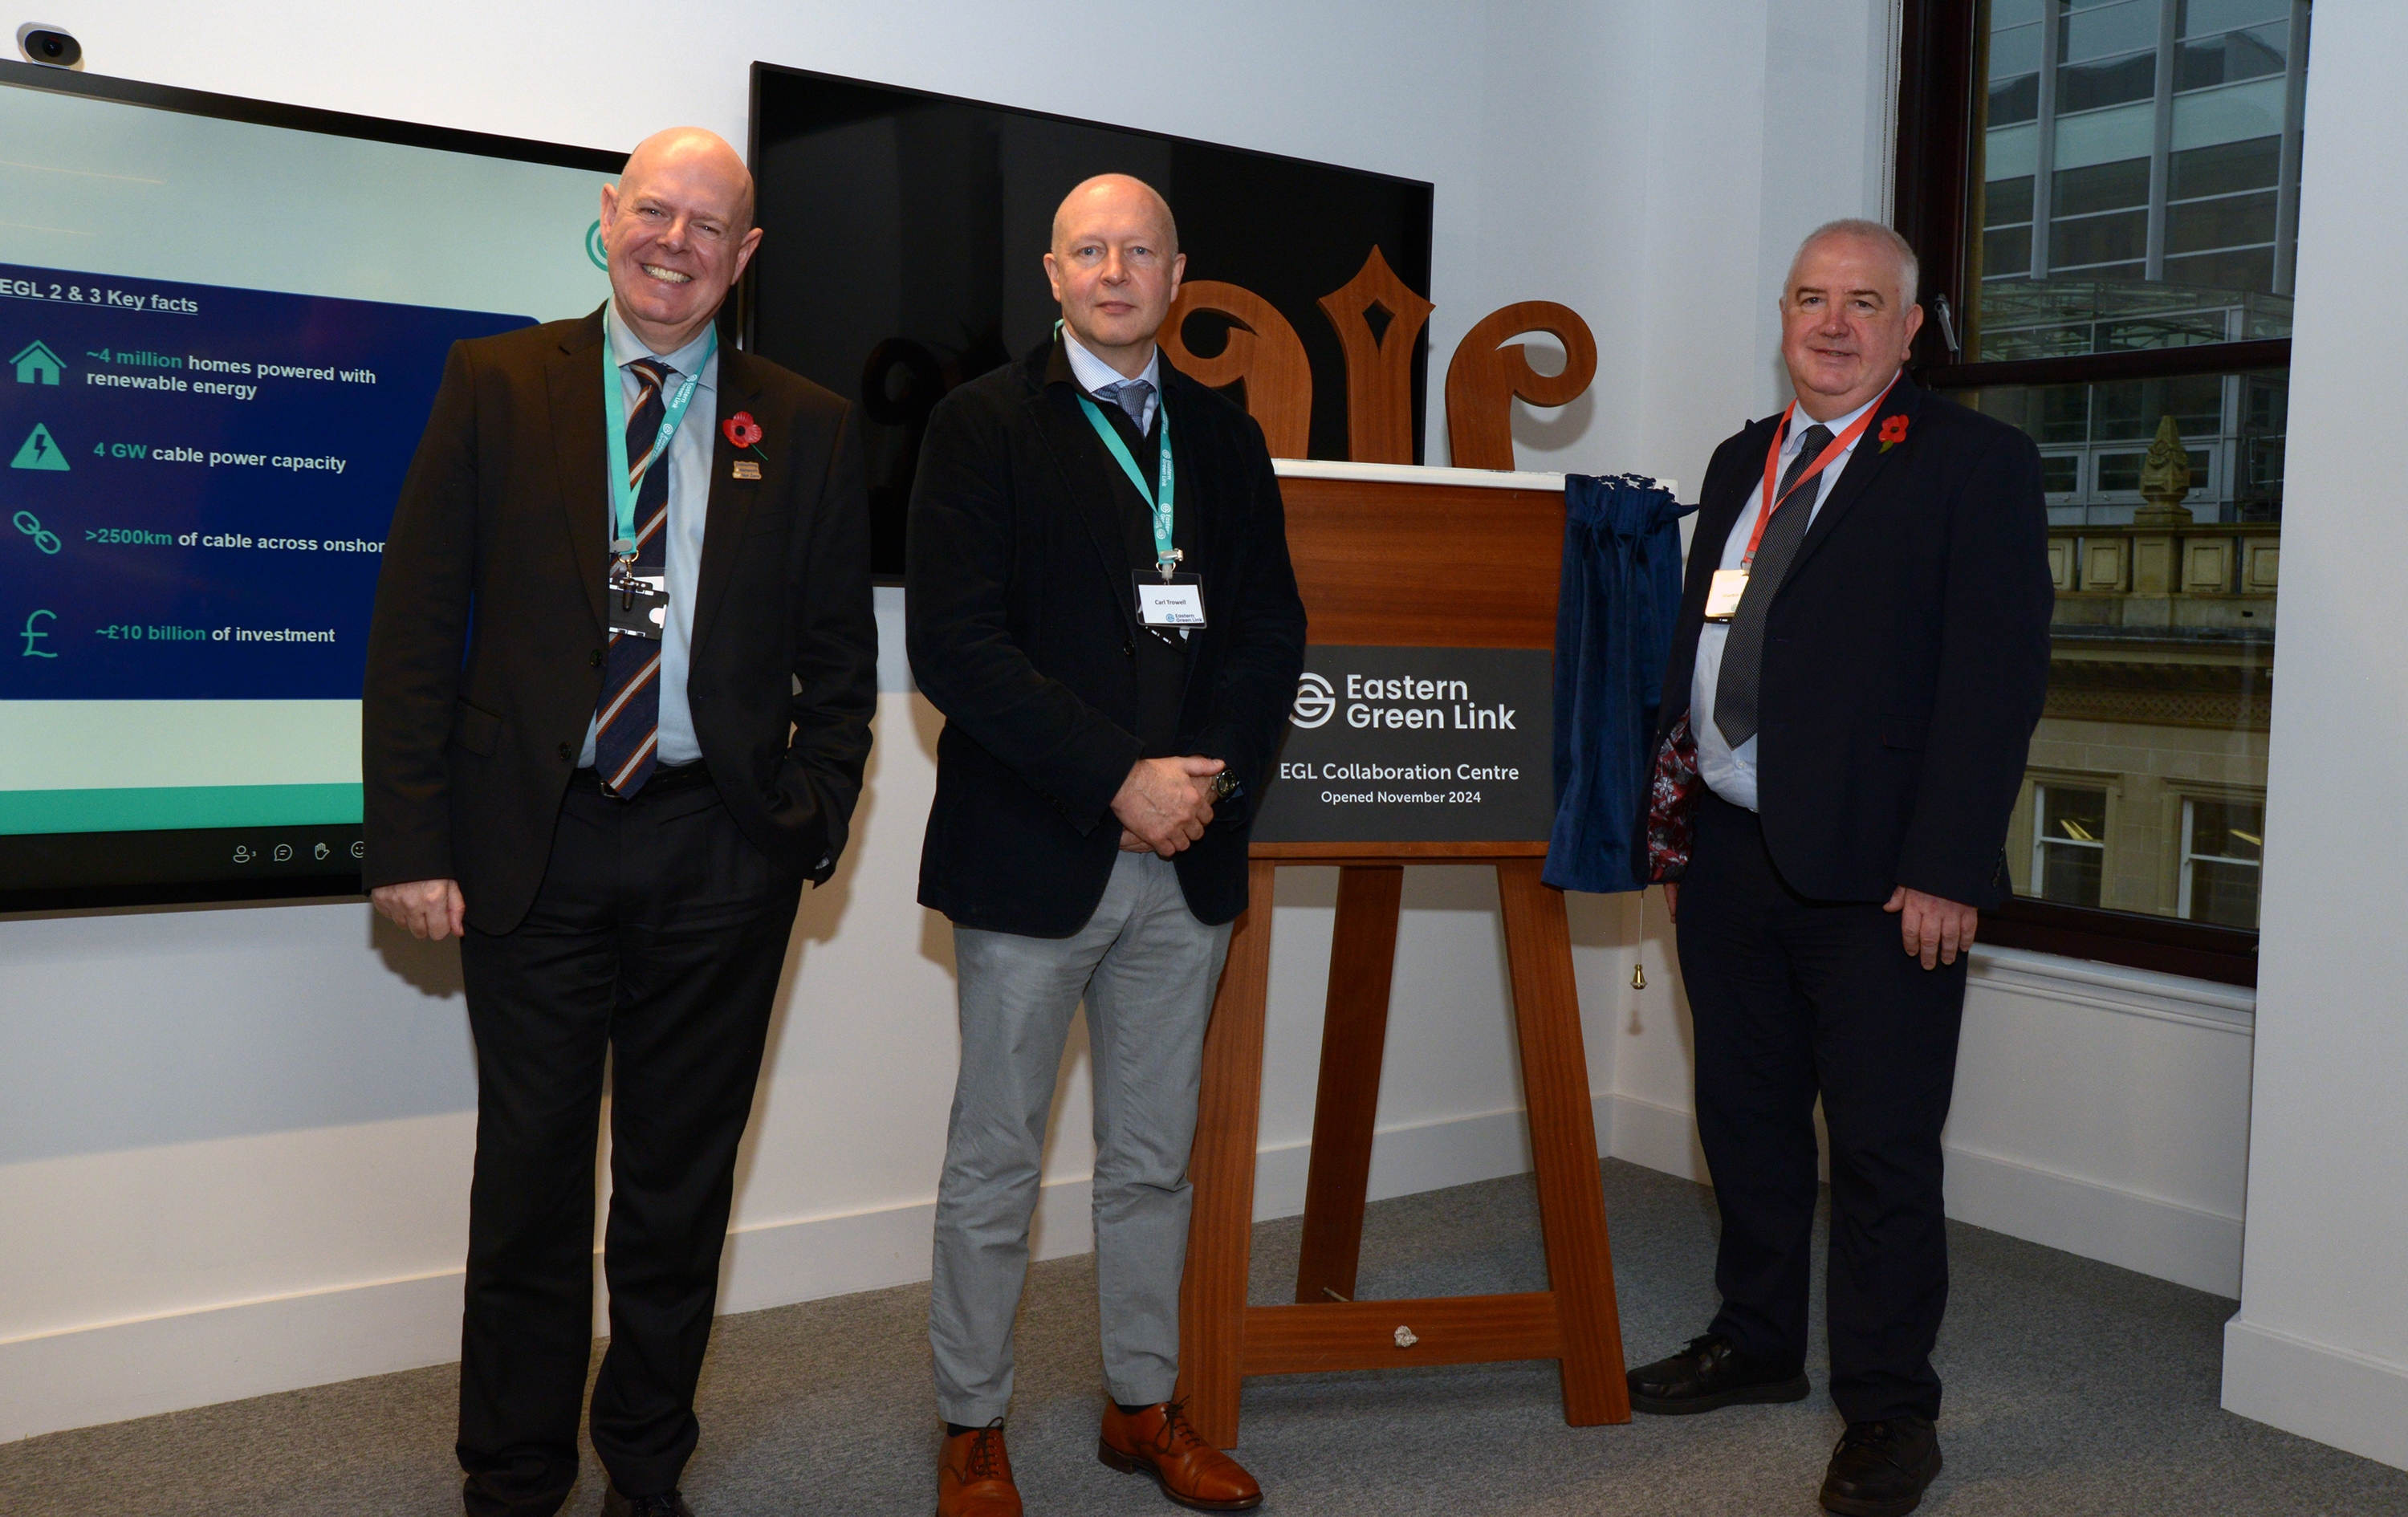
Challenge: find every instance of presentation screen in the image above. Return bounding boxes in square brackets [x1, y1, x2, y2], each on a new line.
[0, 61, 620, 909]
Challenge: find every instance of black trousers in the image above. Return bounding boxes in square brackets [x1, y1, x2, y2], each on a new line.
[455, 764, 802, 1517]
[1676, 791, 1967, 1423]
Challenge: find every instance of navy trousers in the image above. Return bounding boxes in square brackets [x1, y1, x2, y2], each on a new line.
[1676, 790, 1967, 1423]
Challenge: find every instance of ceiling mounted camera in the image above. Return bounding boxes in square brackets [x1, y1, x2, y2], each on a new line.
[16, 23, 83, 69]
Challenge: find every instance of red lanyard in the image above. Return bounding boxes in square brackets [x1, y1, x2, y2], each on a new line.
[1742, 382, 1895, 567]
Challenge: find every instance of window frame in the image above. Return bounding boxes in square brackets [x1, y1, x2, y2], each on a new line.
[2176, 791, 2266, 926]
[2032, 780, 2111, 909]
[1894, 0, 2282, 988]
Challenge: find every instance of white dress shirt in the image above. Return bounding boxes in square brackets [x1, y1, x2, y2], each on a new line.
[1692, 388, 1885, 811]
[1061, 325, 1162, 431]
[579, 301, 719, 770]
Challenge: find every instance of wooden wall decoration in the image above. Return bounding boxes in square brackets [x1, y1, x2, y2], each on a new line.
[1442, 302, 1601, 471]
[1160, 281, 1315, 460]
[1316, 247, 1438, 465]
[1161, 261, 1597, 474]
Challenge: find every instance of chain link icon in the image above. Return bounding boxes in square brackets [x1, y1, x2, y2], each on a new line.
[12, 511, 62, 555]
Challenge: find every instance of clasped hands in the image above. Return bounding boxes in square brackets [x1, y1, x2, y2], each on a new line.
[1659, 881, 1978, 969]
[1112, 755, 1224, 858]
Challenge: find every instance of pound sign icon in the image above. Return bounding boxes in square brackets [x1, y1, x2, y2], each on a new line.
[21, 608, 55, 657]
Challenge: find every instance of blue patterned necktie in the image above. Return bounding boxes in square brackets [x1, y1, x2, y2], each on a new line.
[1097, 378, 1153, 429]
[592, 356, 677, 796]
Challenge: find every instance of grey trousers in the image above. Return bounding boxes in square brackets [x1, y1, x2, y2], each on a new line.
[929, 852, 1235, 1424]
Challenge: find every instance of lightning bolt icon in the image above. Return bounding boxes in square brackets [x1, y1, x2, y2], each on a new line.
[10, 424, 68, 471]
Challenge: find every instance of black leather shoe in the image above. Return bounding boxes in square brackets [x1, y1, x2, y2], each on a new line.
[1819, 1416, 1941, 1517]
[1626, 1332, 1811, 1414]
[600, 1485, 695, 1517]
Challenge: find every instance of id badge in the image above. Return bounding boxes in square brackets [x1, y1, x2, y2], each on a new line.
[1135, 572, 1206, 628]
[608, 573, 670, 639]
[1703, 567, 1749, 621]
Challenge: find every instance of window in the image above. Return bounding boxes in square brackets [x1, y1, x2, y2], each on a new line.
[2033, 784, 2109, 906]
[1893, 0, 2305, 986]
[2179, 795, 2264, 926]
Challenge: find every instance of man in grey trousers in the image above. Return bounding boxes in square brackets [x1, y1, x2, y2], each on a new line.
[903, 174, 1306, 1516]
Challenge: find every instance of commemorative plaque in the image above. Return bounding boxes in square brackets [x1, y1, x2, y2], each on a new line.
[1251, 645, 1552, 844]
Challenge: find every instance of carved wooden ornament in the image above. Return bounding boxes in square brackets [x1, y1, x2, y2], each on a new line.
[1159, 280, 1314, 459]
[1318, 246, 1436, 465]
[1443, 302, 1599, 471]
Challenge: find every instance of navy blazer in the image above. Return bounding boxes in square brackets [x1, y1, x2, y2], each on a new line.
[905, 337, 1307, 936]
[1651, 370, 2053, 907]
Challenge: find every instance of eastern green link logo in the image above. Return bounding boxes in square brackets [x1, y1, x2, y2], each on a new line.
[586, 220, 608, 270]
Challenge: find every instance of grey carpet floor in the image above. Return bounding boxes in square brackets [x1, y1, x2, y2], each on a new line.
[8, 1159, 2406, 1516]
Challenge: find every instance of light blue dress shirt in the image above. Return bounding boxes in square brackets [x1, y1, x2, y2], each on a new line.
[579, 301, 718, 770]
[1061, 325, 1162, 430]
[1691, 386, 1885, 811]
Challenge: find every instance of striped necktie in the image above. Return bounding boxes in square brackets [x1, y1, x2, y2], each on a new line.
[592, 356, 676, 797]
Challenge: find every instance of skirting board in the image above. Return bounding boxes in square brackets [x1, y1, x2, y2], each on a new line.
[2, 1092, 2242, 1445]
[0, 1105, 1541, 1445]
[2223, 1318, 2408, 1473]
[1602, 1092, 2243, 1297]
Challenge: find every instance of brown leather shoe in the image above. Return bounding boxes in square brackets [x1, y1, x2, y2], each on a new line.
[937, 1421, 1022, 1517]
[1098, 1399, 1263, 1511]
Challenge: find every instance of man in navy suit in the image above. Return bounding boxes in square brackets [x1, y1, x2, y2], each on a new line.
[1628, 220, 2052, 1517]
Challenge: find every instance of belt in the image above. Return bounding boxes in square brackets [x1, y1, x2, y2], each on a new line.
[571, 758, 714, 799]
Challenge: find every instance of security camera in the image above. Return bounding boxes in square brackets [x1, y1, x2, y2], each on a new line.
[16, 23, 83, 70]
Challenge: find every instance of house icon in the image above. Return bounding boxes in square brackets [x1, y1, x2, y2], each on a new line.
[11, 341, 63, 385]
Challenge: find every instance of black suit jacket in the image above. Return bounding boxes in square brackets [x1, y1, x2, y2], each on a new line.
[905, 337, 1307, 936]
[1652, 370, 2052, 908]
[363, 307, 877, 934]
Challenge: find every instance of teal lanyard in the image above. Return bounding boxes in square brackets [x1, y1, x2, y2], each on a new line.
[1077, 391, 1177, 579]
[601, 325, 715, 561]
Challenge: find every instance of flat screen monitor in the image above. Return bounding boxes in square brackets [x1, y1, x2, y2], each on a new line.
[0, 60, 620, 909]
[745, 65, 1436, 577]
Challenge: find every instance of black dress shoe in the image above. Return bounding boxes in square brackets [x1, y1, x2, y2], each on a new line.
[600, 1484, 695, 1517]
[1820, 1416, 1941, 1517]
[1626, 1332, 1811, 1414]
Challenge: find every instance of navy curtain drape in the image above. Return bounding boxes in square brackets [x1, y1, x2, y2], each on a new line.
[1542, 474, 1693, 894]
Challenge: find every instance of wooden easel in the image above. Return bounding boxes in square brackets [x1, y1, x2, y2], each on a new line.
[1173, 462, 1633, 1446]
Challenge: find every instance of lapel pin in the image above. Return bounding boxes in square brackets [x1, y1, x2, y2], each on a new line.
[723, 412, 767, 478]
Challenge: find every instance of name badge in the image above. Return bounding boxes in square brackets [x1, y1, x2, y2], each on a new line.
[1135, 573, 1206, 628]
[608, 573, 670, 639]
[1703, 567, 1748, 621]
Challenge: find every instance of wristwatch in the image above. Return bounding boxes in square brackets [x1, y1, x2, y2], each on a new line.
[1209, 771, 1240, 803]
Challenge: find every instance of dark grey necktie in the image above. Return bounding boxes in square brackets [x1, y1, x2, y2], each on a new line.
[1097, 378, 1153, 427]
[1714, 422, 1833, 748]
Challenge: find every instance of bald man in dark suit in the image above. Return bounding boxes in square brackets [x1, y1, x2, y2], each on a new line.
[364, 128, 874, 1517]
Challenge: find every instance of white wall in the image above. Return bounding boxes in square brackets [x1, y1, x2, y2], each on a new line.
[2220, 0, 2408, 1472]
[0, 0, 1674, 1442]
[0, 0, 2273, 1450]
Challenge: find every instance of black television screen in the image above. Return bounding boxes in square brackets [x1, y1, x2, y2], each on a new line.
[745, 64, 1436, 577]
[0, 60, 620, 910]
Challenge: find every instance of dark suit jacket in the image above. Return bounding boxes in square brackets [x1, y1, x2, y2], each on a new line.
[905, 337, 1307, 936]
[362, 307, 877, 934]
[1651, 369, 2053, 908]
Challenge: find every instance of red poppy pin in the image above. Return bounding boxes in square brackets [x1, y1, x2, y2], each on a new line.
[723, 412, 766, 453]
[723, 413, 767, 479]
[1877, 414, 1910, 452]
